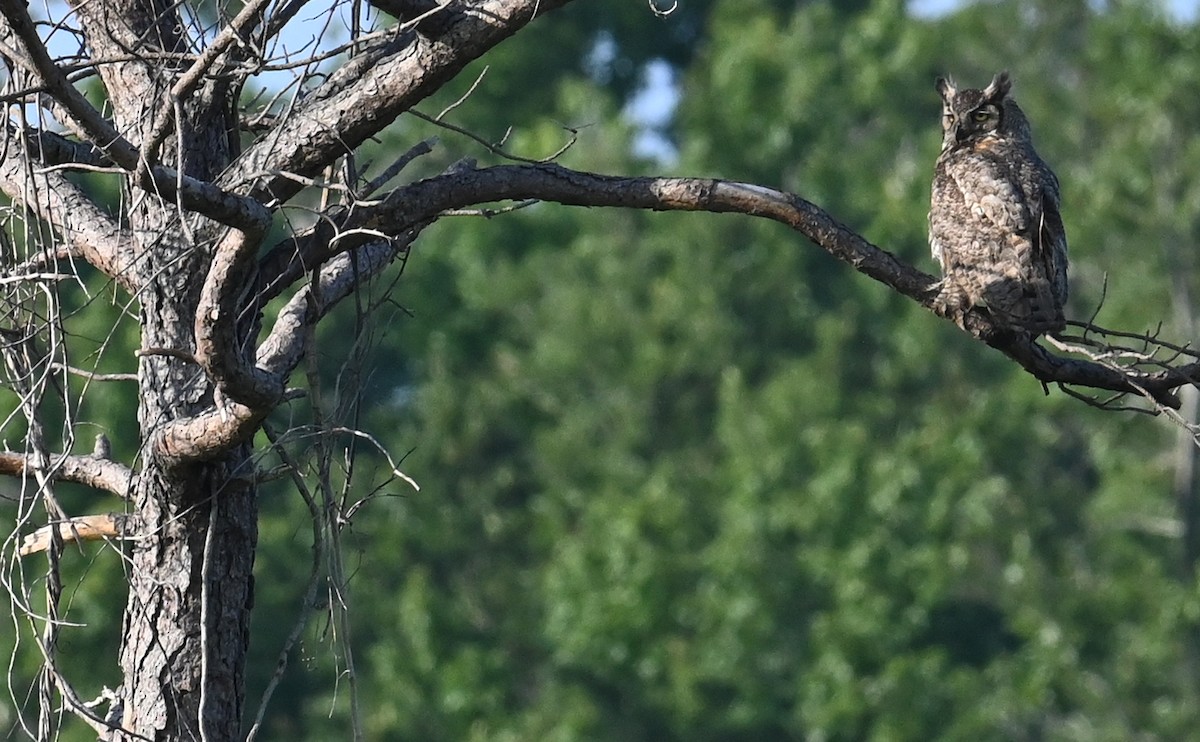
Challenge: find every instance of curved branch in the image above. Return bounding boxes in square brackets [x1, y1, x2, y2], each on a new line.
[375, 164, 935, 297]
[0, 451, 134, 499]
[184, 160, 1197, 465]
[164, 236, 411, 466]
[152, 399, 263, 465]
[363, 163, 1195, 407]
[194, 225, 282, 408]
[258, 237, 411, 376]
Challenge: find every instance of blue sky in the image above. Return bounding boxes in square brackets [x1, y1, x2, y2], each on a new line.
[910, 0, 1199, 21]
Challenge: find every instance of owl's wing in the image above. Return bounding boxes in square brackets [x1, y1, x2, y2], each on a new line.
[1034, 169, 1069, 308]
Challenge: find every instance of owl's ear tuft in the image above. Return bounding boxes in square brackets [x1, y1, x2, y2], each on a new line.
[984, 71, 1011, 101]
[935, 76, 956, 101]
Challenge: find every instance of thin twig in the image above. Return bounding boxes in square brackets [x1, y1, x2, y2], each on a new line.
[49, 363, 137, 382]
[436, 65, 489, 121]
[361, 137, 438, 196]
[245, 424, 324, 742]
[409, 108, 581, 164]
[441, 198, 539, 218]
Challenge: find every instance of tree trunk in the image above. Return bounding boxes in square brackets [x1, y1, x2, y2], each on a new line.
[110, 126, 254, 742]
[110, 165, 257, 739]
[117, 457, 256, 739]
[68, 0, 255, 732]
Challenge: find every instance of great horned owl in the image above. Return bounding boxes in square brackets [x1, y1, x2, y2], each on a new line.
[929, 71, 1068, 335]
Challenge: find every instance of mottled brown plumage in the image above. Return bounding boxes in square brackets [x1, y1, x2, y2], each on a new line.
[929, 71, 1068, 335]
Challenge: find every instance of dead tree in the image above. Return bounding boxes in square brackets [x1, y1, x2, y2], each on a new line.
[0, 0, 1197, 738]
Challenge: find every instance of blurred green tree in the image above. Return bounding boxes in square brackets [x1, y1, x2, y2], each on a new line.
[5, 0, 1200, 740]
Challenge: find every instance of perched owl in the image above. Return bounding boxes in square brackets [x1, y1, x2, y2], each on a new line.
[929, 71, 1068, 335]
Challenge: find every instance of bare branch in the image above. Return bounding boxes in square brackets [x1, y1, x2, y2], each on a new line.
[441, 198, 538, 217]
[194, 226, 284, 408]
[1069, 319, 1200, 361]
[50, 363, 137, 383]
[436, 63, 490, 120]
[6, 124, 112, 169]
[243, 162, 1200, 419]
[409, 108, 581, 164]
[356, 163, 1199, 406]
[361, 136, 438, 196]
[257, 0, 317, 47]
[158, 235, 411, 465]
[152, 399, 263, 465]
[0, 133, 137, 291]
[139, 0, 276, 170]
[0, 0, 272, 233]
[18, 513, 134, 556]
[370, 165, 934, 296]
[258, 237, 411, 377]
[0, 0, 143, 165]
[328, 426, 419, 497]
[224, 0, 576, 204]
[0, 451, 134, 499]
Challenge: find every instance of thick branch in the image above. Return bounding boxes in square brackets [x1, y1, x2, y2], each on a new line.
[165, 237, 410, 466]
[0, 451, 134, 499]
[0, 0, 271, 232]
[194, 226, 283, 408]
[364, 163, 1197, 406]
[6, 123, 112, 169]
[0, 135, 137, 291]
[224, 0, 573, 204]
[195, 160, 1195, 465]
[376, 164, 934, 296]
[152, 400, 263, 465]
[258, 237, 411, 376]
[164, 234, 408, 466]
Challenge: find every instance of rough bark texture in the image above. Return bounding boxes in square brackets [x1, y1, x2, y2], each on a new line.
[49, 0, 257, 735]
[2, 0, 1198, 738]
[119, 459, 255, 739]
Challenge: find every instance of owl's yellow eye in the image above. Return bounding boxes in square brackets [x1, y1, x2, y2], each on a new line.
[971, 110, 991, 122]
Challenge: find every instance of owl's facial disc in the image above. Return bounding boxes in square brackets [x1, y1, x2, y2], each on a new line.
[955, 103, 1001, 142]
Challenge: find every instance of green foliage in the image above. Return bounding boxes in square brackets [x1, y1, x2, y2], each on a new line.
[292, 1, 1200, 739]
[8, 1, 1200, 739]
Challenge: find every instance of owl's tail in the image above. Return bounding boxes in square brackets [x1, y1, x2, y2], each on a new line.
[935, 274, 1066, 336]
[981, 276, 1066, 335]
